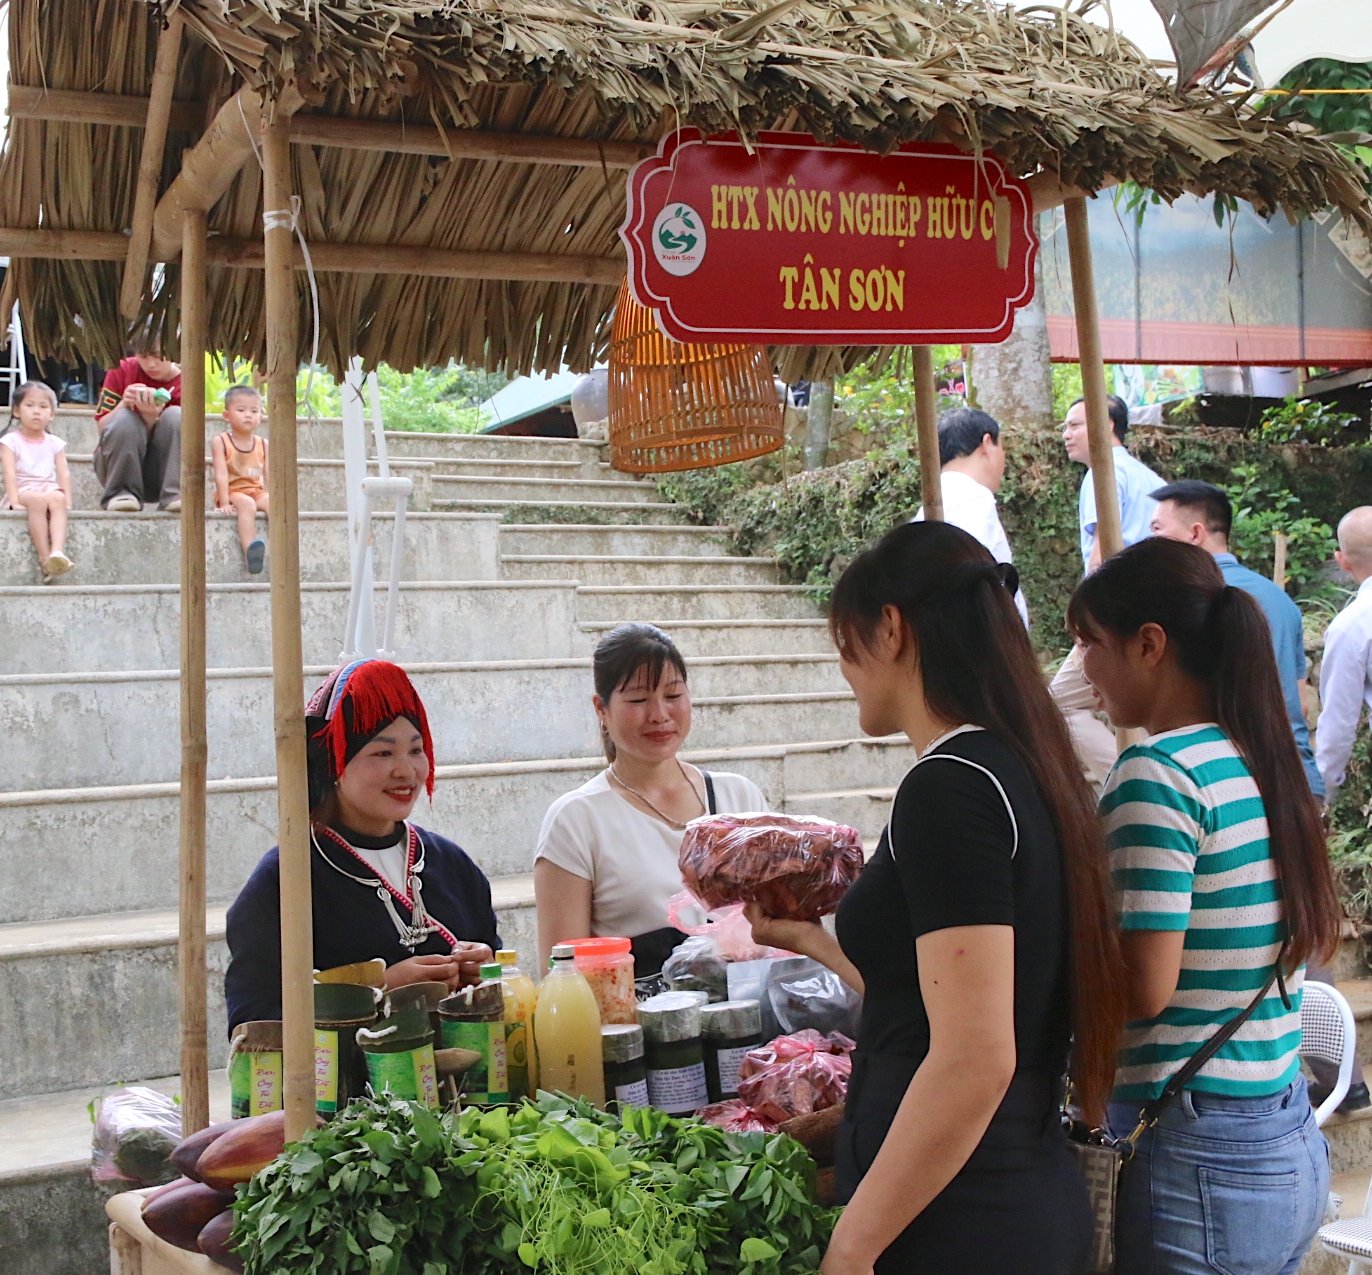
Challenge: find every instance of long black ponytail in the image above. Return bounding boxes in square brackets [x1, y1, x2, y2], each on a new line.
[1068, 537, 1340, 970]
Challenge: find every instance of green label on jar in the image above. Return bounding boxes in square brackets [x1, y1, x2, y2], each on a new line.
[364, 1044, 438, 1109]
[440, 1019, 509, 1104]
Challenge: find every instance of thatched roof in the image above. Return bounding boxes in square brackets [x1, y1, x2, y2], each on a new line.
[2, 0, 1368, 377]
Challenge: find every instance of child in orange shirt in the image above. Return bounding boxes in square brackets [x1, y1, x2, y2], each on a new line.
[211, 385, 268, 574]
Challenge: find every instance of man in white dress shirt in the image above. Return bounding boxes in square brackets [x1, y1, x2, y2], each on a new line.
[1317, 506, 1372, 802]
[913, 407, 1028, 625]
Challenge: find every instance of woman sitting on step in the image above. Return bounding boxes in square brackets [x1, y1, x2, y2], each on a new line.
[224, 658, 500, 1033]
[533, 622, 766, 978]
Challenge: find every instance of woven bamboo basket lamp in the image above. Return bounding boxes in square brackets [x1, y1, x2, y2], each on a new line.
[608, 280, 784, 473]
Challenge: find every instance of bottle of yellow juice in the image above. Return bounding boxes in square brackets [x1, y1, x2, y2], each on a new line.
[496, 948, 539, 1100]
[534, 944, 605, 1107]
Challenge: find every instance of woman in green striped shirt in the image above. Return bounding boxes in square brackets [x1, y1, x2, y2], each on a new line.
[1069, 537, 1341, 1275]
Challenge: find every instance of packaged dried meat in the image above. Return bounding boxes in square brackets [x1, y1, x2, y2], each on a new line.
[678, 813, 864, 921]
[735, 1029, 854, 1124]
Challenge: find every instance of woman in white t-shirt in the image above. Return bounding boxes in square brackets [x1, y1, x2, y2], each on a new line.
[534, 623, 765, 976]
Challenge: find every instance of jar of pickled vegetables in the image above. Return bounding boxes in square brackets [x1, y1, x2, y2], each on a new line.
[565, 937, 637, 1025]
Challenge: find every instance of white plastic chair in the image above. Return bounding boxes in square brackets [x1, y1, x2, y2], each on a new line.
[1302, 980, 1356, 1127]
[1309, 980, 1370, 1272]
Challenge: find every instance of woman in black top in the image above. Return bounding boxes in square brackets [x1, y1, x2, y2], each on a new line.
[748, 521, 1125, 1274]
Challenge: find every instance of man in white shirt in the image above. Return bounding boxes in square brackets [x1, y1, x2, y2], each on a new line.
[913, 407, 1028, 625]
[1317, 506, 1372, 802]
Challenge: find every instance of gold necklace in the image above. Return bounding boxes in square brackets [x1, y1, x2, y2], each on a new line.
[608, 758, 704, 830]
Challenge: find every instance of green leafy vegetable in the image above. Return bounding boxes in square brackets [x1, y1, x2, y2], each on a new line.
[233, 1093, 836, 1274]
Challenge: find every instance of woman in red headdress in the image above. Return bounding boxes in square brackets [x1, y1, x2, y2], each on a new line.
[225, 659, 500, 1032]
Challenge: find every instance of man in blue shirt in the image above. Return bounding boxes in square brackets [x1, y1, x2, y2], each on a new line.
[1062, 394, 1165, 572]
[1149, 479, 1367, 1111]
[1148, 480, 1321, 794]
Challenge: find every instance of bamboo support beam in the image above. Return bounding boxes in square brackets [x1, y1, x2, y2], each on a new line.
[262, 112, 314, 1143]
[913, 346, 942, 521]
[6, 85, 202, 132]
[205, 237, 624, 285]
[8, 85, 652, 168]
[177, 205, 209, 1137]
[1064, 196, 1123, 561]
[151, 84, 304, 262]
[288, 115, 653, 167]
[0, 228, 624, 285]
[121, 16, 184, 320]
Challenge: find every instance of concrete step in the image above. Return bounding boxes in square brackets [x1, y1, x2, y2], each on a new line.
[786, 786, 894, 842]
[1, 658, 850, 789]
[0, 579, 580, 673]
[0, 876, 538, 1099]
[433, 472, 661, 506]
[501, 553, 780, 586]
[501, 523, 734, 558]
[575, 583, 820, 622]
[0, 746, 797, 924]
[0, 509, 500, 586]
[0, 741, 911, 926]
[65, 454, 435, 512]
[439, 496, 686, 521]
[0, 1071, 233, 1275]
[430, 456, 616, 481]
[292, 422, 608, 467]
[578, 617, 832, 658]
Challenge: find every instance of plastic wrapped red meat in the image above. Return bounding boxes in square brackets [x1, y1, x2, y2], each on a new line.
[736, 1029, 854, 1124]
[677, 813, 864, 920]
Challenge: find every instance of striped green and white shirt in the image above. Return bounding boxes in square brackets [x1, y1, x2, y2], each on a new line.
[1101, 724, 1302, 1102]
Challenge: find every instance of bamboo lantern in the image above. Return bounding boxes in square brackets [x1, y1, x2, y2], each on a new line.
[608, 281, 784, 473]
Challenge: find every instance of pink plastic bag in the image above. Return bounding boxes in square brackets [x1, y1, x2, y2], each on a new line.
[666, 891, 782, 963]
[678, 814, 864, 921]
[735, 1030, 854, 1124]
[697, 1099, 779, 1133]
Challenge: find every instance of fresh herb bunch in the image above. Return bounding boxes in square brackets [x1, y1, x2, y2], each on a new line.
[233, 1093, 837, 1275]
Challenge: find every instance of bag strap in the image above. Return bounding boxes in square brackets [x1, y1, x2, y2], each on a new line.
[703, 770, 717, 814]
[1118, 963, 1287, 1147]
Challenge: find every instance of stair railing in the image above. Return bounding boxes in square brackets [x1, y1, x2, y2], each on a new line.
[341, 358, 412, 660]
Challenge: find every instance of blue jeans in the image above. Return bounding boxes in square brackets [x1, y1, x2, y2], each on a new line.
[1108, 1076, 1329, 1275]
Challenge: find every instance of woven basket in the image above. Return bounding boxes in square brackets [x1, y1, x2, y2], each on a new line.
[608, 281, 784, 473]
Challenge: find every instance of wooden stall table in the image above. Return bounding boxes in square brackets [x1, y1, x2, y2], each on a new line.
[107, 1190, 229, 1275]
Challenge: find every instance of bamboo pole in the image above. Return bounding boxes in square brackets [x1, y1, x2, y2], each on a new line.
[0, 229, 623, 284]
[205, 237, 624, 285]
[177, 205, 209, 1136]
[120, 15, 184, 319]
[151, 84, 305, 262]
[913, 346, 942, 521]
[1063, 197, 1123, 560]
[8, 86, 651, 167]
[262, 110, 314, 1143]
[6, 85, 201, 131]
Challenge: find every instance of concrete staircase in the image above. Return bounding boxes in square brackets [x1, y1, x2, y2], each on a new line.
[0, 409, 908, 1274]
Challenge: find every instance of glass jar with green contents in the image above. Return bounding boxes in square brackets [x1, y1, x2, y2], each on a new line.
[700, 1000, 763, 1102]
[638, 992, 707, 1115]
[602, 1024, 649, 1110]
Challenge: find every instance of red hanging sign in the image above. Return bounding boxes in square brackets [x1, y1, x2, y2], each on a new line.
[620, 130, 1038, 345]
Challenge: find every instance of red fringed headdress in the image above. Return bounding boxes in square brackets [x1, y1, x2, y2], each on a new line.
[306, 659, 436, 800]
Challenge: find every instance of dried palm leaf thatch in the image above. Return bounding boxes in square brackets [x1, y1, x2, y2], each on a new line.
[0, 0, 1367, 377]
[608, 279, 784, 473]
